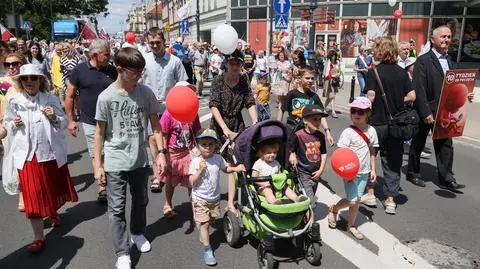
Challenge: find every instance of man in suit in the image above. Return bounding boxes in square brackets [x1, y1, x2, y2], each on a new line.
[407, 25, 475, 190]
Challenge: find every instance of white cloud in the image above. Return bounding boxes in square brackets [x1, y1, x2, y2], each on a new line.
[97, 0, 139, 34]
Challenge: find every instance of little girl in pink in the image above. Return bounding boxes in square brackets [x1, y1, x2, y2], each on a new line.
[157, 85, 201, 218]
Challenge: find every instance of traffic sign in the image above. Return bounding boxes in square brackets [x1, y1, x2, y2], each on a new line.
[181, 20, 189, 35]
[21, 21, 32, 31]
[274, 0, 290, 14]
[165, 24, 171, 32]
[274, 14, 289, 30]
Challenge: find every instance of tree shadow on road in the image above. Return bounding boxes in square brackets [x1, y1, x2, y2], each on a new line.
[70, 173, 95, 193]
[67, 149, 88, 165]
[0, 200, 106, 269]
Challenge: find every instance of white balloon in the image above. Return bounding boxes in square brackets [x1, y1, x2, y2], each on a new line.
[388, 0, 397, 7]
[212, 24, 239, 55]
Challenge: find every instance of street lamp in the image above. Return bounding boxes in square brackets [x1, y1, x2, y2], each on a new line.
[155, 0, 159, 27]
[307, 0, 317, 67]
[196, 0, 200, 41]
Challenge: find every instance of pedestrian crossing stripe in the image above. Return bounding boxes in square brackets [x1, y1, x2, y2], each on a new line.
[274, 14, 289, 30]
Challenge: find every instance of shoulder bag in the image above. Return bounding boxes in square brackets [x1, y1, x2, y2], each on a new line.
[372, 67, 419, 140]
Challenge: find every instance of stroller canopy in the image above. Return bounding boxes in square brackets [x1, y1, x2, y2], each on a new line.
[233, 120, 289, 171]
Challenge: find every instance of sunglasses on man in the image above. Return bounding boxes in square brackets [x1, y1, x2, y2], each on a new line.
[3, 61, 21, 68]
[20, 75, 40, 82]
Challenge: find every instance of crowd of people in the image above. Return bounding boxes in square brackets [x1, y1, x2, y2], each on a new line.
[0, 23, 474, 269]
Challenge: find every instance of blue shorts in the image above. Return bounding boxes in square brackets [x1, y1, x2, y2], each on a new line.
[343, 173, 369, 202]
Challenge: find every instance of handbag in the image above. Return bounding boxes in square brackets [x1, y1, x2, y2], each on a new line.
[2, 133, 19, 195]
[332, 77, 340, 87]
[372, 67, 419, 140]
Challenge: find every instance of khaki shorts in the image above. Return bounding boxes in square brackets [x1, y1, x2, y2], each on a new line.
[192, 198, 220, 224]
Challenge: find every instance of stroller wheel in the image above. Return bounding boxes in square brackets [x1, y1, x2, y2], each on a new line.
[257, 244, 275, 269]
[305, 241, 322, 266]
[223, 211, 242, 247]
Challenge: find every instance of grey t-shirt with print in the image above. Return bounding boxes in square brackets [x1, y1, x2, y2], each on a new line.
[95, 83, 161, 172]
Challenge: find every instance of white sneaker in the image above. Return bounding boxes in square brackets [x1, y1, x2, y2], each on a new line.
[116, 255, 131, 269]
[360, 194, 377, 207]
[420, 151, 431, 159]
[131, 234, 151, 253]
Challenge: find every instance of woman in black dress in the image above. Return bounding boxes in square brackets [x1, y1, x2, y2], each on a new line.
[209, 49, 257, 213]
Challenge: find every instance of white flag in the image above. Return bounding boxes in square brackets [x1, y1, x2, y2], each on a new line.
[177, 3, 190, 21]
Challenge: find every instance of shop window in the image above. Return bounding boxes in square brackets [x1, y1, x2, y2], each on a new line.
[231, 0, 238, 8]
[467, 6, 480, 15]
[249, 7, 267, 19]
[249, 0, 256, 6]
[342, 3, 368, 17]
[402, 2, 431, 16]
[231, 21, 247, 40]
[259, 0, 267, 5]
[433, 2, 464, 16]
[231, 8, 247, 20]
[319, 4, 340, 17]
[240, 0, 248, 7]
[371, 3, 392, 16]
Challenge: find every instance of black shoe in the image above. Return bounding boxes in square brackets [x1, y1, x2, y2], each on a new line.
[407, 177, 426, 187]
[439, 181, 465, 190]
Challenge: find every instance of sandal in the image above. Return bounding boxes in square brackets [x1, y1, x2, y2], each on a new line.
[328, 205, 338, 229]
[349, 227, 364, 240]
[27, 239, 45, 253]
[97, 189, 107, 203]
[163, 206, 177, 219]
[50, 215, 61, 227]
[150, 181, 163, 193]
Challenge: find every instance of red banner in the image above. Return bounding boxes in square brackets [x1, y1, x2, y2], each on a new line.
[433, 69, 479, 140]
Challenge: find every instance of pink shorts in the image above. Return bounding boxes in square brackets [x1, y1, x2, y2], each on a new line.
[156, 149, 192, 188]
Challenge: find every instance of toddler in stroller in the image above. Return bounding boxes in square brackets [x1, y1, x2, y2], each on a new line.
[223, 120, 322, 268]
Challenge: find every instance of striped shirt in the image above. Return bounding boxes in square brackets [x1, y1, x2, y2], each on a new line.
[61, 54, 80, 91]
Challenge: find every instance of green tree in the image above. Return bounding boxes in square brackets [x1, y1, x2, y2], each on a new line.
[0, 0, 109, 40]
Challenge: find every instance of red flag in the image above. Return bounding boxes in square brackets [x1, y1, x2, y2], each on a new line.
[0, 23, 14, 41]
[80, 23, 98, 39]
[99, 28, 108, 39]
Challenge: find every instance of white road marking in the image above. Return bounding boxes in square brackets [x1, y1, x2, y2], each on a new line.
[316, 184, 435, 269]
[200, 113, 212, 123]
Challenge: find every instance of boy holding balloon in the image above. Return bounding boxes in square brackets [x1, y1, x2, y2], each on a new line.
[328, 97, 378, 240]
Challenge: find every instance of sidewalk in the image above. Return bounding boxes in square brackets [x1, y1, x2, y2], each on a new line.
[324, 75, 480, 146]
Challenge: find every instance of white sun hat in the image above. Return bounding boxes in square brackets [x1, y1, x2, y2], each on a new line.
[16, 64, 47, 79]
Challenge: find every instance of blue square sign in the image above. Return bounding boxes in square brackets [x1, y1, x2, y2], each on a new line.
[274, 0, 290, 14]
[274, 14, 289, 30]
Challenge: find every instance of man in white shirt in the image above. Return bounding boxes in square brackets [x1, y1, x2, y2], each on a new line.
[396, 41, 410, 68]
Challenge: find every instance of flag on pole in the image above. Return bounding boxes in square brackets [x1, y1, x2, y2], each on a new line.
[99, 28, 109, 39]
[0, 23, 14, 41]
[177, 3, 190, 21]
[80, 23, 98, 39]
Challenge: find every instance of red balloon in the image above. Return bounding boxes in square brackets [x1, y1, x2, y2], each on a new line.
[445, 83, 468, 112]
[393, 9, 403, 19]
[125, 32, 135, 43]
[331, 148, 360, 182]
[166, 86, 199, 124]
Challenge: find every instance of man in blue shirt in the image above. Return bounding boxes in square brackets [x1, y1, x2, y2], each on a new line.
[140, 27, 188, 192]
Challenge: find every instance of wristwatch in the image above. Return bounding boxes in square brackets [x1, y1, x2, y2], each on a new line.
[324, 128, 331, 133]
[158, 148, 168, 154]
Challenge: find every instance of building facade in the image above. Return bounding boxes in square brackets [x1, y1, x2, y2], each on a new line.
[160, 0, 480, 63]
[126, 3, 147, 33]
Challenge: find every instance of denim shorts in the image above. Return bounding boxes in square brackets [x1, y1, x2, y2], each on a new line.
[343, 173, 369, 202]
[82, 123, 96, 158]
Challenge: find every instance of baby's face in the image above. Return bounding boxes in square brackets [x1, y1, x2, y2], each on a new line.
[198, 138, 216, 158]
[261, 146, 278, 163]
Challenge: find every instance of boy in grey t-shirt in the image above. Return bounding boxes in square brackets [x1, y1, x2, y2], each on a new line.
[93, 48, 167, 269]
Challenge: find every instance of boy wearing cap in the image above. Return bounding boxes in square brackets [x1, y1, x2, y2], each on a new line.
[289, 104, 329, 208]
[255, 71, 271, 122]
[189, 128, 245, 266]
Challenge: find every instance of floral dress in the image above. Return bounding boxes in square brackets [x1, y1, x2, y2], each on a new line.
[209, 74, 256, 147]
[274, 60, 291, 96]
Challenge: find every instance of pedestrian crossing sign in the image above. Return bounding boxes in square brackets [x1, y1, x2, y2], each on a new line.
[274, 14, 288, 30]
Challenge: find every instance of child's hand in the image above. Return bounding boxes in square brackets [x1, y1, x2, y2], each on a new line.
[370, 170, 377, 183]
[236, 164, 246, 172]
[289, 153, 297, 168]
[312, 170, 323, 181]
[199, 158, 207, 171]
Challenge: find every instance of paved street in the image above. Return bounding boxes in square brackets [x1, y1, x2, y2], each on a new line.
[0, 84, 479, 269]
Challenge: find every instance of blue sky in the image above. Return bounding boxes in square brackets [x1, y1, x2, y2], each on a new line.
[97, 0, 139, 34]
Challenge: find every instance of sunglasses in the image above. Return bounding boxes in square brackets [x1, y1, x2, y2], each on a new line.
[3, 62, 21, 68]
[20, 75, 40, 82]
[350, 108, 367, 116]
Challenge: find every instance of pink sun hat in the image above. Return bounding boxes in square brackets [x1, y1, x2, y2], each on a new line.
[349, 96, 372, 110]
